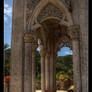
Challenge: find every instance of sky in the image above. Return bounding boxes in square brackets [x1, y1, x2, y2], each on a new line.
[4, 0, 72, 56]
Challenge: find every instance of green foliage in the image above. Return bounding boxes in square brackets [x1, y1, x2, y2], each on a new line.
[4, 44, 11, 76]
[56, 55, 73, 80]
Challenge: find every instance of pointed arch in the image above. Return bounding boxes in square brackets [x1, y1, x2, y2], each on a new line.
[28, 0, 73, 30]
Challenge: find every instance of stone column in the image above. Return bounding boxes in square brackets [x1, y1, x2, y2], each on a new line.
[53, 53, 57, 92]
[24, 38, 32, 92]
[68, 26, 81, 92]
[49, 44, 56, 92]
[32, 43, 37, 92]
[40, 45, 46, 92]
[10, 0, 24, 91]
[45, 52, 50, 90]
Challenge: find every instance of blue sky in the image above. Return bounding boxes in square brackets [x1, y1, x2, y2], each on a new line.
[4, 0, 13, 48]
[4, 0, 72, 56]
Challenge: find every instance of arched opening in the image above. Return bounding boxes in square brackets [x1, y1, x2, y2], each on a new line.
[36, 40, 41, 90]
[56, 40, 73, 91]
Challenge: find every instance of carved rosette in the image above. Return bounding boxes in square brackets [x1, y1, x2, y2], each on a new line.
[37, 3, 66, 23]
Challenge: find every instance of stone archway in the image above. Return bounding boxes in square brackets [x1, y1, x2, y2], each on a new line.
[10, 0, 88, 92]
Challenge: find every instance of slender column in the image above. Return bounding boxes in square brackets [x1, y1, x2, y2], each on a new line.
[53, 53, 57, 92]
[68, 26, 81, 92]
[45, 52, 50, 90]
[40, 45, 46, 92]
[24, 39, 32, 92]
[32, 43, 37, 92]
[49, 44, 56, 92]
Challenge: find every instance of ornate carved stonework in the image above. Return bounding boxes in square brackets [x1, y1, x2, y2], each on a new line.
[67, 25, 80, 40]
[26, 0, 40, 27]
[59, 40, 72, 49]
[60, 0, 72, 12]
[37, 3, 65, 23]
[26, 0, 40, 11]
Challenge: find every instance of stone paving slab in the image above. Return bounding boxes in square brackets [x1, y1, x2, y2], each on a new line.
[36, 90, 67, 92]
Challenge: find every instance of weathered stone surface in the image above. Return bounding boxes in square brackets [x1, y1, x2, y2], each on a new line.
[37, 3, 65, 23]
[10, 0, 24, 92]
[11, 0, 88, 92]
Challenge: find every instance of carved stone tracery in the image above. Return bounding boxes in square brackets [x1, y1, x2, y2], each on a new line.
[26, 0, 41, 27]
[59, 40, 72, 48]
[60, 0, 72, 12]
[37, 3, 67, 23]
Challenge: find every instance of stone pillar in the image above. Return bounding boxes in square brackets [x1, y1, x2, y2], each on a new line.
[24, 38, 32, 92]
[49, 45, 56, 92]
[72, 0, 88, 92]
[32, 43, 37, 92]
[68, 26, 81, 92]
[40, 45, 46, 92]
[53, 53, 56, 92]
[10, 0, 24, 92]
[45, 52, 50, 90]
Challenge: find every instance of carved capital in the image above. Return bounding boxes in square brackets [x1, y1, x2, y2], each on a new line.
[32, 42, 38, 53]
[67, 25, 80, 40]
[24, 33, 37, 43]
[39, 44, 46, 57]
[24, 36, 33, 43]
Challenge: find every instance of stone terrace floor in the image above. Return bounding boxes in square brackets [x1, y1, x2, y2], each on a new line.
[36, 90, 67, 92]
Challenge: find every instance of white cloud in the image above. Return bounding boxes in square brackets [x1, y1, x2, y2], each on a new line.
[64, 51, 72, 55]
[4, 3, 12, 22]
[4, 15, 8, 22]
[58, 47, 72, 56]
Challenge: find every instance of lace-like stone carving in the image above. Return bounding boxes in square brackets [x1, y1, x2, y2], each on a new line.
[37, 3, 65, 23]
[59, 40, 72, 48]
[60, 0, 72, 12]
[26, 0, 40, 27]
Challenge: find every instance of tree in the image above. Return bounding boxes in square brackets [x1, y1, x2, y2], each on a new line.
[4, 44, 11, 76]
[56, 55, 73, 80]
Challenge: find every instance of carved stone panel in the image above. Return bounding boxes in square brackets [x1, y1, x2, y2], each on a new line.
[60, 0, 72, 12]
[37, 3, 65, 23]
[26, 0, 41, 27]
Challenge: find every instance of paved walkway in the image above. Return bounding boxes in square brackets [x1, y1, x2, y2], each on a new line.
[36, 90, 67, 92]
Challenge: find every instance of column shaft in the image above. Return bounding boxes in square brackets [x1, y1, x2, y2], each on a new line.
[53, 53, 56, 92]
[49, 45, 56, 92]
[24, 43, 32, 92]
[72, 39, 81, 92]
[32, 51, 36, 92]
[45, 53, 50, 90]
[41, 53, 45, 92]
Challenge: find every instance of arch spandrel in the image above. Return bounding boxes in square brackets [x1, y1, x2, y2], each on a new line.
[27, 0, 73, 30]
[37, 3, 64, 22]
[26, 0, 41, 28]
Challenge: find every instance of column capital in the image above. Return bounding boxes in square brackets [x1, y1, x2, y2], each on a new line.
[32, 42, 38, 57]
[67, 25, 80, 40]
[24, 33, 37, 43]
[40, 44, 46, 57]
